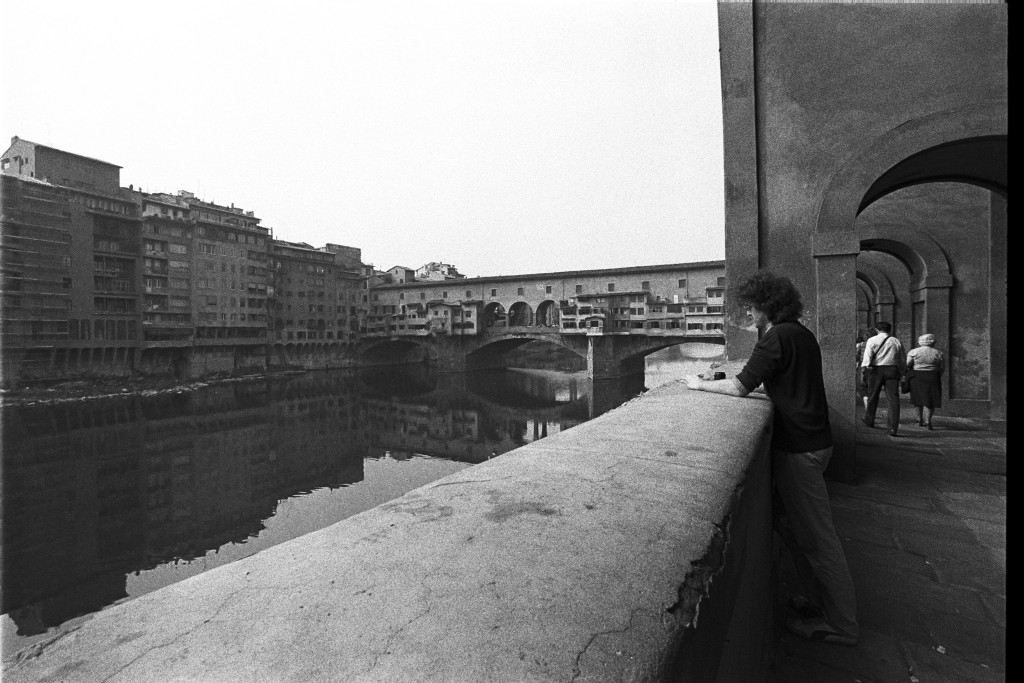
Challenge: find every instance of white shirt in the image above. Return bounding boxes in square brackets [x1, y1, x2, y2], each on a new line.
[860, 332, 905, 369]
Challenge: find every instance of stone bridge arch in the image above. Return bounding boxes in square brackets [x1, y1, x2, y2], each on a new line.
[359, 338, 436, 366]
[467, 333, 589, 370]
[614, 338, 727, 376]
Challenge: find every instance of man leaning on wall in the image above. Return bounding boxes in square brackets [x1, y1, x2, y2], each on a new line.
[682, 271, 859, 646]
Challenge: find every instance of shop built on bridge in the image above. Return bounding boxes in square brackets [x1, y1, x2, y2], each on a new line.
[356, 261, 726, 379]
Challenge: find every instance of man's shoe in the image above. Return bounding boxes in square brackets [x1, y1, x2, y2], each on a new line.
[787, 596, 824, 620]
[861, 418, 875, 428]
[887, 429, 898, 437]
[785, 616, 858, 646]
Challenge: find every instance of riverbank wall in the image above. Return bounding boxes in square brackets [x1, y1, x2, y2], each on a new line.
[4, 375, 776, 682]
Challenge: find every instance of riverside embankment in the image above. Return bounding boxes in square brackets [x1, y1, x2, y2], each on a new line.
[4, 362, 775, 682]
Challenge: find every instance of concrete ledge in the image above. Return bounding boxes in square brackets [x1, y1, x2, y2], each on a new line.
[4, 382, 774, 682]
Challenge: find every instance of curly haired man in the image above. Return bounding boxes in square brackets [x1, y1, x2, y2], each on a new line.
[683, 271, 858, 646]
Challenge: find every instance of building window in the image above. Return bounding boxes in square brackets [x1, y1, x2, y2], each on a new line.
[575, 284, 583, 294]
[641, 281, 650, 291]
[399, 292, 405, 300]
[545, 285, 552, 294]
[717, 277, 726, 287]
[465, 290, 472, 298]
[607, 283, 615, 292]
[491, 288, 498, 297]
[678, 278, 686, 288]
[517, 287, 524, 296]
[420, 292, 426, 300]
[443, 291, 448, 299]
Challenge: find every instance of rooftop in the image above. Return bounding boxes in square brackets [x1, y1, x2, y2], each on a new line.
[6, 136, 121, 169]
[375, 260, 726, 289]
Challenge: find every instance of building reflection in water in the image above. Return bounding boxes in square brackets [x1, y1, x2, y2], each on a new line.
[1, 366, 643, 650]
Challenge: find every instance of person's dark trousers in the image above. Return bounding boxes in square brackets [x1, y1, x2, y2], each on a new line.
[864, 366, 901, 432]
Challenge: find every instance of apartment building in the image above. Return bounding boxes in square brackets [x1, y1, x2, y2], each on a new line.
[2, 138, 142, 381]
[269, 240, 363, 343]
[134, 192, 194, 343]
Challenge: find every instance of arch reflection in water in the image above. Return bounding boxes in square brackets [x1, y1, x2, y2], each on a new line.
[1, 366, 643, 652]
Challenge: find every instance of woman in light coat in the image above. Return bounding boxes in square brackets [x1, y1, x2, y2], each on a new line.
[906, 333, 944, 430]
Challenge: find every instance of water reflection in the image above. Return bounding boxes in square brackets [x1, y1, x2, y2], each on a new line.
[1, 366, 642, 652]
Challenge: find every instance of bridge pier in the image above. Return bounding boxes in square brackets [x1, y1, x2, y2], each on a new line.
[586, 336, 645, 380]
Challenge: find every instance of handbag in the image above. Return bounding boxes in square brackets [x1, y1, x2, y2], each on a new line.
[900, 370, 913, 394]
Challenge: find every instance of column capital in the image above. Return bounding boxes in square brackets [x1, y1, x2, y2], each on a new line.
[923, 274, 954, 289]
[812, 232, 861, 258]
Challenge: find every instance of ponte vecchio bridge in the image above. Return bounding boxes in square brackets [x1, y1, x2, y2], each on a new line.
[360, 261, 726, 380]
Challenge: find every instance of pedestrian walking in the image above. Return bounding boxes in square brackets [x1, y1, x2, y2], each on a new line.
[860, 322, 905, 436]
[682, 271, 858, 646]
[906, 333, 944, 430]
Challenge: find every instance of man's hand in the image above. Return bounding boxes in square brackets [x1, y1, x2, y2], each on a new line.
[682, 374, 704, 391]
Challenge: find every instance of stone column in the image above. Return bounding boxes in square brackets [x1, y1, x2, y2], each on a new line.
[431, 338, 468, 373]
[813, 233, 861, 482]
[718, 0, 761, 362]
[916, 274, 952, 399]
[586, 336, 610, 380]
[989, 194, 1007, 420]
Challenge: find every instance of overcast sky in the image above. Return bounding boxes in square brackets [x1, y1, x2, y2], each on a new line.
[1, 0, 724, 277]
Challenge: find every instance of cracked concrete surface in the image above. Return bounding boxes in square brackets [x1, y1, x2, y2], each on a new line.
[3, 382, 772, 682]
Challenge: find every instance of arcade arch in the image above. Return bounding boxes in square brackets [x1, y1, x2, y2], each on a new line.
[508, 302, 534, 327]
[483, 302, 507, 328]
[814, 106, 1006, 430]
[536, 300, 559, 327]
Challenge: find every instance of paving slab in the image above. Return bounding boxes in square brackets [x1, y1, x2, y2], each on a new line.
[771, 411, 1005, 682]
[901, 640, 1005, 682]
[777, 628, 908, 682]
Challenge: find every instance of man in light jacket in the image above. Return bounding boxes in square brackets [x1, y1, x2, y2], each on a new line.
[860, 321, 906, 436]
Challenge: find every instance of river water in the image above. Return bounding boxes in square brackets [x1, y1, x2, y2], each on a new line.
[0, 348, 719, 656]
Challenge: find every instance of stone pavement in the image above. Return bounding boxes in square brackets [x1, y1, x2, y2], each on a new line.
[770, 407, 1006, 682]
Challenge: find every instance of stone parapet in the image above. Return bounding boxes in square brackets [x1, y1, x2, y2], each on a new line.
[4, 382, 775, 682]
